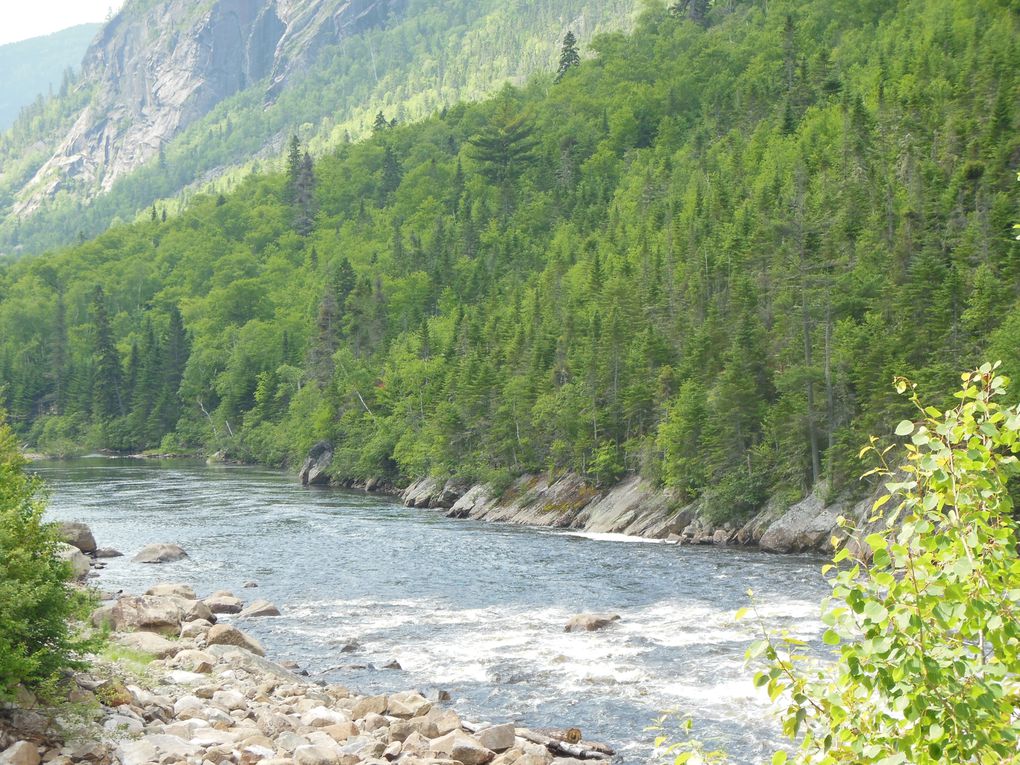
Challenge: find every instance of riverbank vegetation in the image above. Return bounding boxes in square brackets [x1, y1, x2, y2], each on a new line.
[0, 0, 1017, 524]
[0, 415, 94, 701]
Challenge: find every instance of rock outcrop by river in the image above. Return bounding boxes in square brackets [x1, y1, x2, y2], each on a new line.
[389, 473, 885, 556]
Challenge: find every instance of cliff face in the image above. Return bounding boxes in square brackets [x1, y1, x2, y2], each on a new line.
[14, 0, 398, 215]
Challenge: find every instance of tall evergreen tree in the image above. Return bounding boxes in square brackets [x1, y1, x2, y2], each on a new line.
[554, 31, 580, 83]
[90, 286, 123, 420]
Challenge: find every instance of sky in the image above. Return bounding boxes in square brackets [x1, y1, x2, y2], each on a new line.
[0, 0, 125, 46]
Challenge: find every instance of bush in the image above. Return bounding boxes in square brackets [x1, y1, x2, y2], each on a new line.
[749, 364, 1020, 763]
[0, 416, 95, 702]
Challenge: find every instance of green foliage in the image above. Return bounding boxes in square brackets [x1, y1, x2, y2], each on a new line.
[0, 415, 95, 701]
[0, 0, 1017, 522]
[748, 364, 1020, 763]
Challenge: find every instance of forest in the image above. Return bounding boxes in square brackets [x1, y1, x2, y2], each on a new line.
[0, 0, 1017, 525]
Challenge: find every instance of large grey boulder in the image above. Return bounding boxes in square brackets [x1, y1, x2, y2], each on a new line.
[56, 543, 91, 580]
[204, 590, 244, 614]
[758, 490, 845, 553]
[146, 582, 197, 599]
[564, 613, 620, 633]
[430, 731, 495, 765]
[205, 624, 265, 656]
[114, 631, 184, 659]
[239, 599, 281, 618]
[133, 543, 188, 563]
[300, 441, 333, 486]
[56, 521, 97, 553]
[0, 742, 40, 765]
[94, 594, 186, 635]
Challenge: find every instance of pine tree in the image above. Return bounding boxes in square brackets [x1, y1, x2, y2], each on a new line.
[554, 31, 580, 83]
[90, 286, 123, 419]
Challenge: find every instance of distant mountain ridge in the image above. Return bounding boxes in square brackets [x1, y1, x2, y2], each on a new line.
[0, 24, 100, 131]
[0, 0, 636, 256]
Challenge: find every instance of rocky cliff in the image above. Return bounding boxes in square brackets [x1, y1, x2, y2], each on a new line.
[390, 473, 886, 556]
[14, 0, 398, 215]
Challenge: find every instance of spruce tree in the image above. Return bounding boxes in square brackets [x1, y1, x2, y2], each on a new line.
[554, 31, 580, 83]
[90, 286, 123, 420]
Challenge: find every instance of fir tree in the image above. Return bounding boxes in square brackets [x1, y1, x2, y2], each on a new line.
[554, 31, 580, 83]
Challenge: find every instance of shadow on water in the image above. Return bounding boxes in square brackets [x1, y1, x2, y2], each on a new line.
[33, 458, 829, 765]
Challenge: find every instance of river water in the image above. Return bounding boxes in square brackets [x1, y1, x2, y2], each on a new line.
[34, 458, 830, 764]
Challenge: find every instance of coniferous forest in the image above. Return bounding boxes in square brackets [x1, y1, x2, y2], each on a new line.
[0, 0, 1018, 526]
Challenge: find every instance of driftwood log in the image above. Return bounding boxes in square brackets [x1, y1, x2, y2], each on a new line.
[463, 721, 614, 760]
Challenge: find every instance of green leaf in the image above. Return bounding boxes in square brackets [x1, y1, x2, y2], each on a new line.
[771, 752, 788, 765]
[895, 420, 914, 436]
[822, 629, 841, 645]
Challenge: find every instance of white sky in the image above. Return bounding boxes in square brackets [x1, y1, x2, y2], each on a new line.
[0, 1, 126, 46]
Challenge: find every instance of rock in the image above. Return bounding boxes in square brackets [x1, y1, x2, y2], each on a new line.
[55, 543, 91, 580]
[294, 745, 340, 765]
[381, 658, 403, 670]
[103, 714, 144, 734]
[243, 580, 259, 588]
[185, 598, 217, 623]
[206, 624, 266, 656]
[477, 724, 516, 753]
[115, 740, 157, 765]
[239, 599, 281, 618]
[114, 631, 183, 659]
[430, 732, 495, 765]
[212, 689, 248, 711]
[171, 648, 217, 673]
[204, 591, 244, 614]
[302, 706, 348, 728]
[424, 708, 462, 737]
[758, 489, 846, 553]
[146, 582, 197, 599]
[300, 441, 334, 486]
[102, 594, 186, 635]
[564, 613, 621, 632]
[351, 695, 387, 720]
[180, 619, 213, 638]
[172, 694, 205, 717]
[95, 547, 123, 558]
[387, 691, 430, 718]
[133, 543, 188, 563]
[56, 521, 97, 553]
[0, 742, 40, 765]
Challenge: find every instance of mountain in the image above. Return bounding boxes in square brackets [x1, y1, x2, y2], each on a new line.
[0, 0, 636, 256]
[0, 0, 1015, 525]
[0, 24, 100, 131]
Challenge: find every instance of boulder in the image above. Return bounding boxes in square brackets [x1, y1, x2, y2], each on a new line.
[133, 543, 188, 563]
[55, 543, 91, 580]
[102, 595, 186, 635]
[205, 624, 265, 656]
[114, 631, 183, 659]
[351, 695, 388, 720]
[758, 490, 845, 553]
[477, 724, 516, 753]
[56, 521, 96, 553]
[180, 619, 213, 638]
[204, 591, 244, 614]
[95, 547, 123, 558]
[300, 441, 334, 486]
[0, 742, 40, 765]
[239, 599, 281, 618]
[387, 691, 431, 718]
[146, 582, 197, 599]
[171, 648, 217, 673]
[564, 613, 621, 632]
[430, 732, 495, 765]
[185, 598, 216, 623]
[212, 689, 248, 712]
[294, 745, 341, 765]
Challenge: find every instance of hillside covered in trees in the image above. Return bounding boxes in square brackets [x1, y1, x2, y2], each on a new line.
[0, 0, 1017, 522]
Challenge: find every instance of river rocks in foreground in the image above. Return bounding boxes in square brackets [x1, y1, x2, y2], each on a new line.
[132, 543, 188, 563]
[239, 598, 281, 618]
[0, 741, 39, 765]
[564, 614, 620, 633]
[56, 521, 97, 554]
[205, 623, 266, 656]
[204, 590, 244, 613]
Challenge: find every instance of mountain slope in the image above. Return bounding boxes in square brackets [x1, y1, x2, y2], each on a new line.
[0, 0, 1016, 524]
[0, 24, 100, 131]
[0, 0, 636, 256]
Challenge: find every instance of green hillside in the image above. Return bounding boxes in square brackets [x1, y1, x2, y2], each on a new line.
[0, 0, 635, 256]
[0, 0, 1017, 522]
[0, 24, 99, 131]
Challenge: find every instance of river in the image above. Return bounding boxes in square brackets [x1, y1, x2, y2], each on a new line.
[34, 458, 830, 764]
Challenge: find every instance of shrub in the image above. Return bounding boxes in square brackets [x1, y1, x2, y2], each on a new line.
[0, 416, 95, 702]
[750, 363, 1020, 763]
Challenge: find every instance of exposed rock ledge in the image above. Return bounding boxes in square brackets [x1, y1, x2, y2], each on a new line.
[397, 474, 884, 556]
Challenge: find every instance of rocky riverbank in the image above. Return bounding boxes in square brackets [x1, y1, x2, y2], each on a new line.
[332, 467, 883, 557]
[1, 526, 616, 765]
